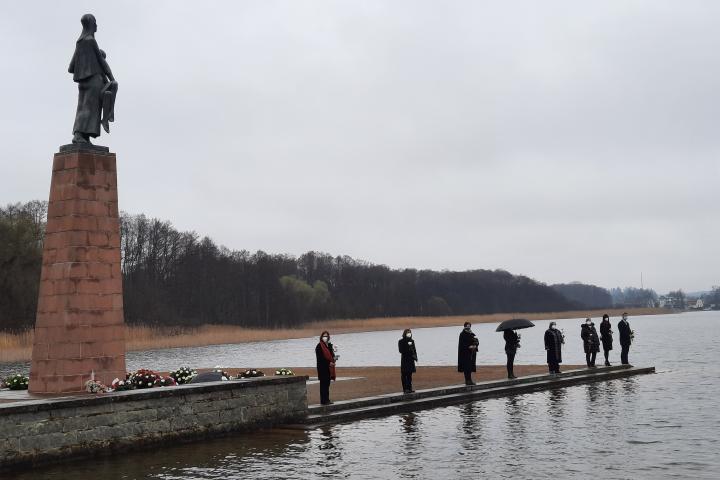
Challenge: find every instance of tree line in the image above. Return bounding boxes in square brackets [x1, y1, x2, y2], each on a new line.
[1, 200, 690, 333]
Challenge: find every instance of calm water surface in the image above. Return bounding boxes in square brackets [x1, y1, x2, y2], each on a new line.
[3, 312, 719, 478]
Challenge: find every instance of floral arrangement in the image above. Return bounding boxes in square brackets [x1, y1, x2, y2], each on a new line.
[274, 368, 294, 376]
[240, 369, 265, 378]
[154, 376, 177, 387]
[111, 377, 132, 391]
[85, 379, 107, 394]
[169, 366, 197, 385]
[213, 367, 231, 380]
[128, 369, 159, 389]
[4, 374, 29, 390]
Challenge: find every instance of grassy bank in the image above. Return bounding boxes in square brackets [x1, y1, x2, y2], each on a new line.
[0, 307, 668, 363]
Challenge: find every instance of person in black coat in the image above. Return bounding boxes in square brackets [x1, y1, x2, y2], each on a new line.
[398, 328, 418, 393]
[503, 329, 520, 379]
[544, 322, 564, 375]
[458, 322, 479, 385]
[580, 318, 600, 368]
[599, 314, 613, 366]
[315, 330, 336, 405]
[618, 312, 633, 365]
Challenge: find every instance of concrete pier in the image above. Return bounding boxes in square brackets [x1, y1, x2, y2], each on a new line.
[286, 365, 655, 429]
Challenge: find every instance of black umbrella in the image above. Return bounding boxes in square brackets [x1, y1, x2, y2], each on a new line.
[495, 318, 535, 332]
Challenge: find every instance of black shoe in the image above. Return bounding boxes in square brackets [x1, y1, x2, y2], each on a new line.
[605, 361, 611, 366]
[508, 374, 517, 379]
[321, 401, 333, 405]
[403, 389, 411, 394]
[465, 381, 476, 386]
[409, 389, 415, 393]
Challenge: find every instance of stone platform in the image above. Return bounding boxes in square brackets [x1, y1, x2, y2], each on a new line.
[29, 147, 126, 393]
[0, 375, 308, 470]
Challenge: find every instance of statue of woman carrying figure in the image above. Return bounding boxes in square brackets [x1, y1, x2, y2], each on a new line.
[69, 14, 118, 144]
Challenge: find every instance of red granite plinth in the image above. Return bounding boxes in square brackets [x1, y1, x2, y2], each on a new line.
[29, 148, 126, 394]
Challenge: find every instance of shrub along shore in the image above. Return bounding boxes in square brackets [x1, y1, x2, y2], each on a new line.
[0, 308, 667, 363]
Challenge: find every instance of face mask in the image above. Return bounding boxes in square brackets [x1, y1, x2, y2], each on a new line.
[550, 324, 556, 330]
[586, 321, 591, 326]
[406, 333, 412, 338]
[464, 326, 471, 331]
[321, 336, 329, 343]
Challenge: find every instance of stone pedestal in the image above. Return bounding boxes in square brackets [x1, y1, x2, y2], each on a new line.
[29, 146, 126, 394]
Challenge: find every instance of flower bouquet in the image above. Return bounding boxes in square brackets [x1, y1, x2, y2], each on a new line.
[85, 379, 107, 394]
[239, 369, 265, 378]
[110, 377, 132, 391]
[128, 369, 159, 389]
[169, 366, 197, 384]
[154, 376, 177, 387]
[274, 368, 295, 376]
[5, 374, 29, 390]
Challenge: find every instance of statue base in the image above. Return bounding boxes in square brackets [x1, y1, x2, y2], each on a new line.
[59, 143, 110, 153]
[29, 147, 126, 394]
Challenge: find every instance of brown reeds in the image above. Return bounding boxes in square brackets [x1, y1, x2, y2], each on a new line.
[0, 307, 668, 364]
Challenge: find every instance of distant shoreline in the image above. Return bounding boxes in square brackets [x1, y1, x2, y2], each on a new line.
[0, 308, 670, 364]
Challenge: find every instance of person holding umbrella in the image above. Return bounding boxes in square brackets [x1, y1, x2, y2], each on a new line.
[599, 314, 613, 366]
[398, 328, 418, 393]
[496, 318, 534, 380]
[458, 322, 479, 385]
[580, 318, 600, 368]
[504, 330, 520, 379]
[544, 321, 564, 375]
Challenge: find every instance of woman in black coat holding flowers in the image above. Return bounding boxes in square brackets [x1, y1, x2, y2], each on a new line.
[398, 328, 418, 393]
[580, 318, 600, 368]
[315, 330, 336, 405]
[458, 322, 479, 385]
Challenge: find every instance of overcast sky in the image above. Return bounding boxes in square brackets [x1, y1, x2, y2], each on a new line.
[1, 1, 718, 294]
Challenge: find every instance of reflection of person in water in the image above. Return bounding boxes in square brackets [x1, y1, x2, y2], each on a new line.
[68, 14, 117, 144]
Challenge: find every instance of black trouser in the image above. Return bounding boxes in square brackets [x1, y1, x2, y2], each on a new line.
[319, 378, 331, 404]
[621, 344, 630, 365]
[401, 371, 413, 392]
[506, 350, 516, 377]
[463, 368, 473, 384]
[586, 351, 597, 367]
[548, 360, 560, 374]
[603, 349, 610, 364]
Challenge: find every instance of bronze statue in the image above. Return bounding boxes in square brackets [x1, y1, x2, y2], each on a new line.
[69, 14, 117, 144]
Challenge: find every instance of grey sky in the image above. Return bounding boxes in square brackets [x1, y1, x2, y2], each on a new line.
[1, 1, 718, 293]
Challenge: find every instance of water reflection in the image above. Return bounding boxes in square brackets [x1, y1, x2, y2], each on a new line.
[398, 414, 422, 479]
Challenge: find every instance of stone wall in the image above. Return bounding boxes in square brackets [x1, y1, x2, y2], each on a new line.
[0, 376, 307, 470]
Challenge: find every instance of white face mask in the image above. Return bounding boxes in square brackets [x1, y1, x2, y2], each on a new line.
[586, 321, 591, 326]
[550, 324, 557, 330]
[321, 336, 329, 343]
[406, 333, 412, 338]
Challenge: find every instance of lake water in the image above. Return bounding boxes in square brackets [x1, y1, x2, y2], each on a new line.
[3, 311, 720, 478]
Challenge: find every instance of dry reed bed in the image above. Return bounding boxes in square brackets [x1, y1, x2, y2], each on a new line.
[0, 308, 666, 364]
